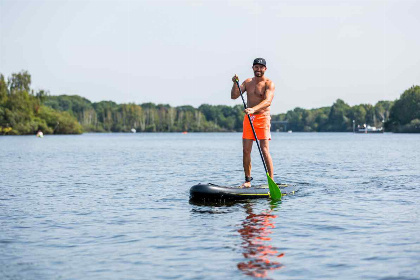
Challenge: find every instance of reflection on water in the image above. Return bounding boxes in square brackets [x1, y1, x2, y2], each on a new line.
[190, 199, 284, 279]
[237, 202, 284, 279]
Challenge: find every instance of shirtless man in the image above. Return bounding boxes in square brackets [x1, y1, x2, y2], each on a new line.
[231, 58, 275, 188]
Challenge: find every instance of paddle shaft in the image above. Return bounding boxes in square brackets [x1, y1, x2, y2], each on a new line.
[235, 80, 269, 175]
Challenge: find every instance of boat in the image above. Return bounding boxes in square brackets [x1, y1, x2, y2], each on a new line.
[189, 183, 297, 201]
[354, 124, 384, 133]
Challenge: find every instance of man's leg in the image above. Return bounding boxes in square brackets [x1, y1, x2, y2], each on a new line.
[260, 139, 274, 178]
[242, 139, 253, 187]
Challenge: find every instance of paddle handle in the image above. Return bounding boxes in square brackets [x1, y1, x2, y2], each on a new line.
[235, 80, 268, 175]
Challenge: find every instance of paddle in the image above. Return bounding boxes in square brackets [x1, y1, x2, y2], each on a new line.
[235, 79, 282, 200]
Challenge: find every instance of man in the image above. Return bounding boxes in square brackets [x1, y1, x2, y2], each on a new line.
[231, 58, 275, 188]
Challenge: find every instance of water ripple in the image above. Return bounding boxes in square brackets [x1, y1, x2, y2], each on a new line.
[1, 133, 419, 280]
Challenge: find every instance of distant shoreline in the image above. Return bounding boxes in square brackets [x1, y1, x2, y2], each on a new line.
[2, 131, 402, 137]
[1, 71, 419, 135]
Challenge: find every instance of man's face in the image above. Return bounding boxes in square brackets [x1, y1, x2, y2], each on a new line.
[253, 64, 266, 77]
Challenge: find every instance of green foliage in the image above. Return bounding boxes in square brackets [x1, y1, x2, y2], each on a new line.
[0, 74, 7, 104]
[8, 70, 31, 93]
[1, 70, 418, 134]
[0, 71, 83, 135]
[199, 104, 244, 131]
[275, 100, 395, 132]
[326, 99, 351, 131]
[38, 106, 83, 134]
[387, 86, 420, 132]
[398, 119, 420, 133]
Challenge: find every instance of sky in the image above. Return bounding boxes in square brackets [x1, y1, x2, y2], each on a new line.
[1, 0, 419, 114]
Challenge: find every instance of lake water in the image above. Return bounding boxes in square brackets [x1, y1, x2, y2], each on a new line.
[1, 133, 419, 280]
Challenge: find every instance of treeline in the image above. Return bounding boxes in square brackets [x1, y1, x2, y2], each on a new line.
[0, 71, 243, 134]
[272, 99, 394, 132]
[44, 96, 245, 133]
[0, 71, 419, 134]
[0, 71, 83, 135]
[386, 86, 420, 133]
[277, 85, 419, 133]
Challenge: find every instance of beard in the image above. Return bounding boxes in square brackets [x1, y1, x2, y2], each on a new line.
[254, 71, 263, 77]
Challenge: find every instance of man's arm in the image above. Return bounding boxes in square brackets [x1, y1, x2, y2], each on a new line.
[231, 75, 246, 100]
[245, 80, 275, 114]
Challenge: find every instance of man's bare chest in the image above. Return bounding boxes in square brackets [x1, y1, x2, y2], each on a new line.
[247, 82, 266, 98]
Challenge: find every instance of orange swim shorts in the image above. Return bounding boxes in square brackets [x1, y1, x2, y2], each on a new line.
[242, 114, 271, 140]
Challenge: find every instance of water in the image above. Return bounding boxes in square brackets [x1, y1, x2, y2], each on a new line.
[1, 133, 419, 280]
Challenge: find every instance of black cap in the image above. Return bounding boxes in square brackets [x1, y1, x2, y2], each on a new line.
[253, 58, 266, 67]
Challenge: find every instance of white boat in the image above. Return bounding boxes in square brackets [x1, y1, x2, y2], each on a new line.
[355, 125, 383, 133]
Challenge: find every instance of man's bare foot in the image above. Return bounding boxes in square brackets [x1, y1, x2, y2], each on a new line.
[239, 181, 251, 188]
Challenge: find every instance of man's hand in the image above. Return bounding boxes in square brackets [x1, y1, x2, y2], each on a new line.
[232, 74, 239, 83]
[244, 108, 255, 115]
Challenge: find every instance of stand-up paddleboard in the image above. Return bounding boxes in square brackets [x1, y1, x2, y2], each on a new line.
[190, 183, 297, 201]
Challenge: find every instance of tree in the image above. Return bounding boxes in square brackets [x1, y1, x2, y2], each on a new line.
[388, 85, 420, 132]
[389, 86, 420, 125]
[8, 70, 31, 93]
[0, 71, 83, 135]
[0, 75, 8, 129]
[0, 74, 7, 104]
[350, 105, 367, 126]
[286, 107, 305, 131]
[327, 99, 350, 131]
[374, 101, 393, 121]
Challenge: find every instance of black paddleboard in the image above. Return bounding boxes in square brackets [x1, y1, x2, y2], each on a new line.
[190, 183, 297, 201]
